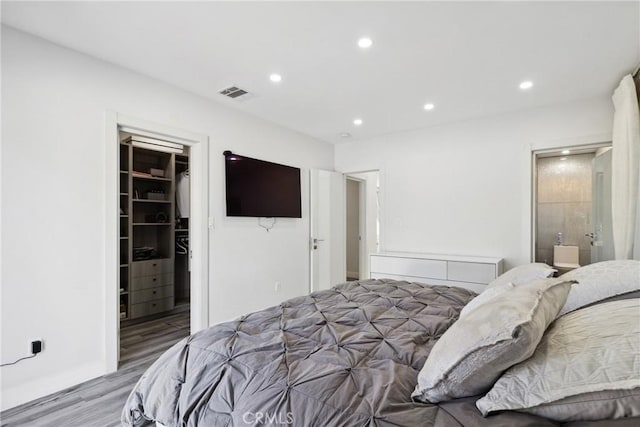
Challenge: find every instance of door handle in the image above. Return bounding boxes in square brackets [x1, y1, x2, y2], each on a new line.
[312, 238, 325, 244]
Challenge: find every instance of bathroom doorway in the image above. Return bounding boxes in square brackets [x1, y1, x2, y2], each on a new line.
[532, 143, 613, 273]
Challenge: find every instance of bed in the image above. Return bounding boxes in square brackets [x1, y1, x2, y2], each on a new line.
[122, 260, 640, 427]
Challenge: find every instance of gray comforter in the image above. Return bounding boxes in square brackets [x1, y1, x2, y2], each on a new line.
[122, 279, 636, 426]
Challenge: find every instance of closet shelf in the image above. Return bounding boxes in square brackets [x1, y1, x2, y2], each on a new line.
[120, 291, 129, 296]
[120, 264, 128, 268]
[120, 215, 129, 217]
[175, 229, 189, 232]
[133, 222, 172, 226]
[132, 199, 172, 203]
[120, 193, 128, 196]
[120, 236, 128, 240]
[132, 174, 172, 182]
[120, 170, 128, 174]
[176, 160, 189, 165]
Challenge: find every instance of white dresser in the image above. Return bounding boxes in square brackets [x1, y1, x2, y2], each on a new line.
[370, 252, 504, 293]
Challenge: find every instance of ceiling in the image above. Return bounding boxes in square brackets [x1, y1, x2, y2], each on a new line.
[2, 1, 639, 144]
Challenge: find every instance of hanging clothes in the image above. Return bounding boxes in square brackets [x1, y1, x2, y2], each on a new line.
[175, 235, 189, 255]
[177, 170, 190, 218]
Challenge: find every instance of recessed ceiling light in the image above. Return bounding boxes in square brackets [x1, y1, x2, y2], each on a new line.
[339, 132, 352, 138]
[357, 37, 373, 49]
[560, 157, 567, 161]
[519, 80, 533, 90]
[269, 73, 282, 83]
[353, 118, 363, 126]
[561, 150, 570, 155]
[424, 103, 435, 111]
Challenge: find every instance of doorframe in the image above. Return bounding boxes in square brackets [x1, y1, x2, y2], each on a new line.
[343, 169, 382, 280]
[345, 176, 366, 279]
[105, 111, 210, 373]
[529, 139, 611, 264]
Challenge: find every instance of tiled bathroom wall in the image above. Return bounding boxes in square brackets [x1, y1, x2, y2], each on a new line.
[536, 153, 594, 266]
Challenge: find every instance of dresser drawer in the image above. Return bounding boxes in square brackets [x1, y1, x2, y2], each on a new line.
[132, 259, 173, 277]
[131, 285, 174, 304]
[130, 273, 173, 291]
[370, 255, 447, 280]
[447, 261, 496, 284]
[130, 297, 174, 319]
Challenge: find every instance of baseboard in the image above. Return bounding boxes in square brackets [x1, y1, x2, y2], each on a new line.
[0, 360, 104, 411]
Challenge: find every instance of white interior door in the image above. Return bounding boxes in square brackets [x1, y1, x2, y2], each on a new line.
[310, 169, 345, 292]
[591, 149, 614, 262]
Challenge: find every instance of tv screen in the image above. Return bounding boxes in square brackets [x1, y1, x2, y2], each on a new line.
[224, 151, 302, 218]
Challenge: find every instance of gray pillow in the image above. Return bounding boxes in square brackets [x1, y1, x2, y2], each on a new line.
[487, 263, 556, 289]
[412, 278, 573, 403]
[459, 281, 514, 318]
[558, 260, 640, 316]
[477, 299, 640, 422]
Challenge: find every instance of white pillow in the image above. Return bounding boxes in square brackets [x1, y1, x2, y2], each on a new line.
[477, 299, 640, 422]
[487, 263, 556, 289]
[412, 278, 573, 403]
[558, 260, 640, 316]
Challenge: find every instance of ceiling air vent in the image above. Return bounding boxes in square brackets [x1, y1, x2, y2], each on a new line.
[218, 86, 251, 100]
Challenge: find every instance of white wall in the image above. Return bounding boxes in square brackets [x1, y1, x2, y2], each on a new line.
[336, 98, 614, 269]
[0, 27, 333, 410]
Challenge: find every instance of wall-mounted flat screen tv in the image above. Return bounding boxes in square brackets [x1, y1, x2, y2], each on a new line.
[224, 151, 302, 218]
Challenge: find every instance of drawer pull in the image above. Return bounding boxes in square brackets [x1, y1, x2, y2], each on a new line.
[152, 291, 157, 294]
[152, 263, 157, 267]
[152, 303, 156, 307]
[153, 278, 157, 282]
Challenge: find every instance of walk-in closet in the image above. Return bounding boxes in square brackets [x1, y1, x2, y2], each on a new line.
[118, 133, 191, 364]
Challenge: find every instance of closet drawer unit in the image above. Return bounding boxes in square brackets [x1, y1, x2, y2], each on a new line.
[130, 285, 174, 305]
[130, 297, 175, 319]
[131, 259, 173, 278]
[130, 273, 173, 291]
[447, 261, 497, 284]
[370, 255, 447, 281]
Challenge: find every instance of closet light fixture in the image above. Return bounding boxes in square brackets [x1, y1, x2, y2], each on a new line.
[129, 136, 184, 154]
[424, 103, 435, 111]
[269, 73, 282, 83]
[353, 118, 363, 126]
[562, 150, 571, 155]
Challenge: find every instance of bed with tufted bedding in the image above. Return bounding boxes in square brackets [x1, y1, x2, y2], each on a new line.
[122, 274, 639, 427]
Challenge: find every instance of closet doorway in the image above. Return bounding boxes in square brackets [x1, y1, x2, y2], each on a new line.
[117, 132, 193, 368]
[106, 113, 209, 374]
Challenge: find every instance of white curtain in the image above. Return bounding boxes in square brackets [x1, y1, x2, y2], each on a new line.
[611, 74, 640, 260]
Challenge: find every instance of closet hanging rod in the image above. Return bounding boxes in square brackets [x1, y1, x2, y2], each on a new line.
[122, 135, 184, 154]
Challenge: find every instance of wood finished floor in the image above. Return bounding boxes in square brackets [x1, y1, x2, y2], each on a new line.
[1, 310, 190, 427]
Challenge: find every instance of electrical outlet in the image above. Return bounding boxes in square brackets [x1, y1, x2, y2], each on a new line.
[31, 339, 43, 355]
